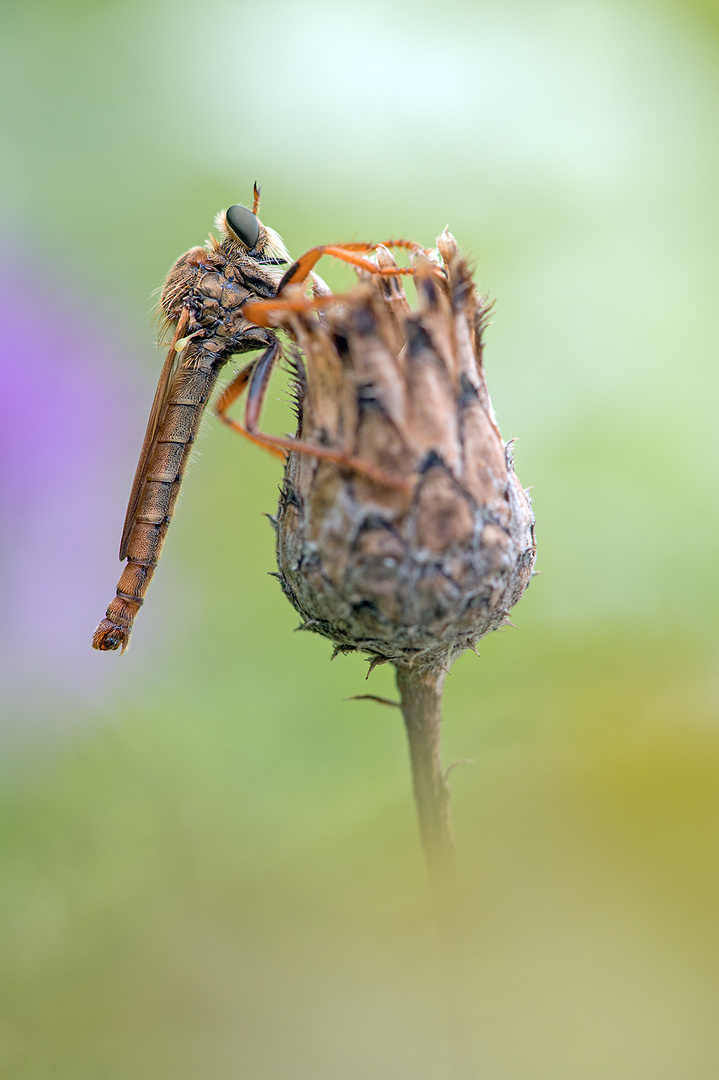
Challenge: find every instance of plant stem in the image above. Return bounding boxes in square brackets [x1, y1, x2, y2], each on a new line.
[395, 664, 454, 876]
[395, 663, 474, 1080]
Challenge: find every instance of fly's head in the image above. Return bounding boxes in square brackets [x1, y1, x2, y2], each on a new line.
[217, 201, 291, 286]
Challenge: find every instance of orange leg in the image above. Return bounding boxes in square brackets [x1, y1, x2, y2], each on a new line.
[216, 341, 410, 491]
[244, 239, 427, 328]
[242, 288, 355, 328]
[218, 237, 426, 488]
[216, 357, 286, 460]
[279, 241, 418, 292]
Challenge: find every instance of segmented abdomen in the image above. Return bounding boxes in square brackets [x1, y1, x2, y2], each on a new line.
[92, 356, 221, 651]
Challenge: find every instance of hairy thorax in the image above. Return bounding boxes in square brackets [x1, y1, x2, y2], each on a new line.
[160, 240, 278, 361]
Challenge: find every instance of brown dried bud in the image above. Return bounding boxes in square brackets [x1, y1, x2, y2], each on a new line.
[274, 232, 536, 669]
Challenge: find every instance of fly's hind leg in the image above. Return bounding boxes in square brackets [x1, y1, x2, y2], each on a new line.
[216, 338, 410, 491]
[215, 347, 286, 460]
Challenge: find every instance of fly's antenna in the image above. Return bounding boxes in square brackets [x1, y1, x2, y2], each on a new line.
[253, 181, 261, 216]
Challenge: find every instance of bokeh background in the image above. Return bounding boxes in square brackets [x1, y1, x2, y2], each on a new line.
[2, 0, 719, 1076]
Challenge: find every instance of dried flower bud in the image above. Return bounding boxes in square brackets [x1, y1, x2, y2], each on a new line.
[274, 233, 536, 669]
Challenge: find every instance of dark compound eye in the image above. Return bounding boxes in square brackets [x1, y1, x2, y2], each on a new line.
[226, 204, 260, 249]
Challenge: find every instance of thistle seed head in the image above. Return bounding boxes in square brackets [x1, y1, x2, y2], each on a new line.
[275, 233, 536, 670]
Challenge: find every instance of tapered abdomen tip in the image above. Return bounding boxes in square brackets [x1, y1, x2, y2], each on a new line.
[92, 619, 131, 652]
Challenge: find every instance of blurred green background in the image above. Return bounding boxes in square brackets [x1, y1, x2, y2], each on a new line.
[2, 0, 719, 1077]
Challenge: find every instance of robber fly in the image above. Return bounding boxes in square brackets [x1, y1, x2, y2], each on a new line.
[93, 186, 417, 653]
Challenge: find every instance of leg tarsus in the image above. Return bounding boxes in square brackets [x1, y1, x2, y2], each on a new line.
[245, 424, 410, 492]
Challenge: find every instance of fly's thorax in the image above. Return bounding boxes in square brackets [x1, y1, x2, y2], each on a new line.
[160, 246, 275, 360]
[189, 268, 252, 336]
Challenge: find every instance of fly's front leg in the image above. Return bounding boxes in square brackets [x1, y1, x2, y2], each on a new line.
[242, 240, 427, 328]
[277, 242, 418, 293]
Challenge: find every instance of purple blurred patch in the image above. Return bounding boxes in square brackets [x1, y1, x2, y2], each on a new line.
[0, 241, 154, 731]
